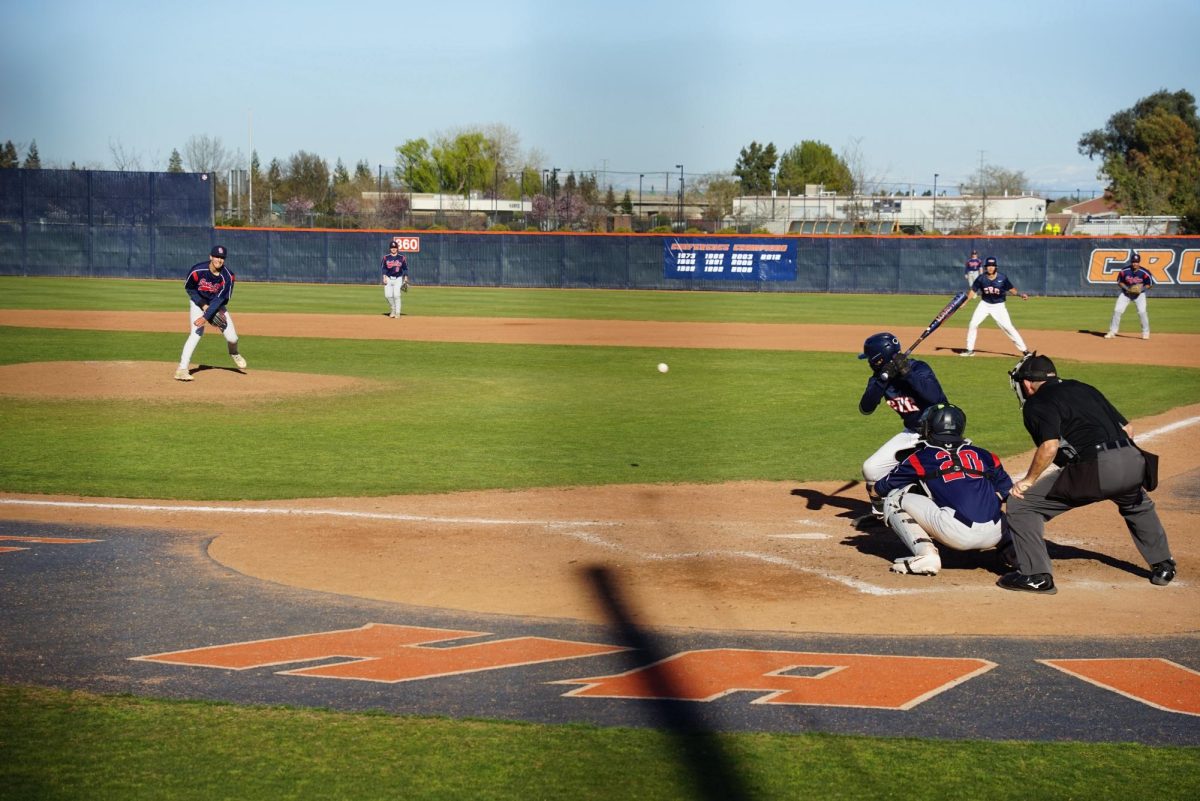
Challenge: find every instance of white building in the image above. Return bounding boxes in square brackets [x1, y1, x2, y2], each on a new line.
[732, 186, 1047, 235]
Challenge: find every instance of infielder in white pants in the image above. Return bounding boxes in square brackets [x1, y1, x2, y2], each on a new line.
[380, 241, 409, 318]
[961, 256, 1029, 356]
[873, 404, 1015, 575]
[1105, 252, 1154, 339]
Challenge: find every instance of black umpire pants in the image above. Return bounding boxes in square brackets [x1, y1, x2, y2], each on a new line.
[1003, 445, 1172, 576]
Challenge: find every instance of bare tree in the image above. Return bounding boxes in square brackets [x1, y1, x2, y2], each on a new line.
[183, 134, 236, 174]
[108, 139, 143, 171]
[841, 138, 889, 224]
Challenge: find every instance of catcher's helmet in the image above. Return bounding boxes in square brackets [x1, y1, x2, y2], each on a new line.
[919, 403, 967, 445]
[858, 332, 901, 371]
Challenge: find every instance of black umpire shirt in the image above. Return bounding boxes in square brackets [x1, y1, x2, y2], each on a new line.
[1022, 378, 1129, 457]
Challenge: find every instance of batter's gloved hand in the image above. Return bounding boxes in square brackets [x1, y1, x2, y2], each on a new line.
[879, 354, 911, 382]
[209, 309, 229, 331]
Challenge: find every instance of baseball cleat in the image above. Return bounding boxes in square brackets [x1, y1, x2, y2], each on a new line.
[1103, 332, 1116, 339]
[996, 571, 1056, 594]
[959, 350, 975, 357]
[174, 368, 193, 382]
[232, 354, 247, 369]
[890, 554, 940, 575]
[1150, 559, 1176, 586]
[1142, 332, 1150, 340]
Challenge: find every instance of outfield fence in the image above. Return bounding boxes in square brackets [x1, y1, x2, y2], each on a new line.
[2, 169, 1198, 296]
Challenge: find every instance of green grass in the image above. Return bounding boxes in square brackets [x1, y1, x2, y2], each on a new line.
[2, 684, 1197, 801]
[2, 326, 1197, 499]
[2, 276, 1199, 331]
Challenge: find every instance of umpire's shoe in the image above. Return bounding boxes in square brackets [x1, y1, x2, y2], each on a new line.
[997, 571, 1057, 594]
[1150, 559, 1177, 586]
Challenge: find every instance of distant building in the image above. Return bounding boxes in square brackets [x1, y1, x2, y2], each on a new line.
[731, 187, 1047, 235]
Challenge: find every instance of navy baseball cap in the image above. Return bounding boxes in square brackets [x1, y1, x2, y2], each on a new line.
[984, 256, 997, 266]
[211, 245, 227, 259]
[1131, 252, 1141, 263]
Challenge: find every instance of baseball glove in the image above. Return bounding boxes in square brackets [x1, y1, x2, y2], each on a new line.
[401, 277, 410, 293]
[209, 309, 229, 331]
[1126, 284, 1143, 296]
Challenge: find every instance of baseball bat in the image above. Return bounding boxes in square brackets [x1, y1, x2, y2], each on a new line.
[903, 290, 969, 357]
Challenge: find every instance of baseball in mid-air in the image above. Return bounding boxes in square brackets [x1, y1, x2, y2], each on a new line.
[657, 362, 669, 373]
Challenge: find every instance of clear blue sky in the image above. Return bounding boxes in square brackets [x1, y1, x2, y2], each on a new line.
[4, 0, 1197, 197]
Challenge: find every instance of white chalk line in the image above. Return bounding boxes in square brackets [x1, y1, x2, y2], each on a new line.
[4, 417, 1194, 599]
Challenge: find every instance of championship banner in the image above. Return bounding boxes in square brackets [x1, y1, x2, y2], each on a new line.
[663, 238, 797, 281]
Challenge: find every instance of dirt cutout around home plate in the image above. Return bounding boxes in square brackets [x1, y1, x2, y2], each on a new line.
[1, 310, 1197, 636]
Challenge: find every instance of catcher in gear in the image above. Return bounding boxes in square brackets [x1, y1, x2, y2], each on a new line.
[857, 332, 949, 519]
[873, 404, 1015, 575]
[175, 245, 246, 381]
[1104, 251, 1154, 340]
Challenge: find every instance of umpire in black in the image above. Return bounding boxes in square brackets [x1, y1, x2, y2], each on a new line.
[998, 354, 1176, 594]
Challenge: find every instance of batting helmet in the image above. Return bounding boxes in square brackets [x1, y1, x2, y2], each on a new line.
[919, 403, 967, 445]
[858, 332, 901, 371]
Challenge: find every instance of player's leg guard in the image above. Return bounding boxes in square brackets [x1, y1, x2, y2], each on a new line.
[882, 487, 940, 575]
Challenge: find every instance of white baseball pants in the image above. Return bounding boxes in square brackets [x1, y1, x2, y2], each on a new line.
[178, 302, 239, 370]
[1109, 293, 1149, 336]
[384, 277, 404, 316]
[862, 429, 922, 484]
[965, 301, 1026, 352]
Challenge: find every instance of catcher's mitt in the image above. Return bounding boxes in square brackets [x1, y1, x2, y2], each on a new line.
[209, 309, 229, 331]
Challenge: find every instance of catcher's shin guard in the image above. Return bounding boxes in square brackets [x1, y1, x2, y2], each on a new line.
[882, 487, 940, 575]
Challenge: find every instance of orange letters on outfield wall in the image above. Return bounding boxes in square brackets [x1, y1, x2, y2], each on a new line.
[1087, 249, 1175, 284]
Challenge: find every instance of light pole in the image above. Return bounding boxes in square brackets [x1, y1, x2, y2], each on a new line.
[675, 164, 683, 229]
[932, 173, 938, 234]
[638, 174, 644, 231]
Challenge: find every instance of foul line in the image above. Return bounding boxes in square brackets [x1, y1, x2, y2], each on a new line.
[2, 417, 1194, 599]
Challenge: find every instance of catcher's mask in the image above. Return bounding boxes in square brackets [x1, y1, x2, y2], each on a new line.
[1008, 352, 1057, 407]
[918, 403, 967, 446]
[858, 332, 901, 372]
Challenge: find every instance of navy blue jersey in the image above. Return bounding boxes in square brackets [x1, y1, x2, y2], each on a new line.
[964, 255, 982, 278]
[971, 271, 1015, 304]
[382, 254, 408, 278]
[1116, 266, 1153, 298]
[858, 359, 948, 430]
[185, 262, 235, 322]
[875, 442, 1013, 524]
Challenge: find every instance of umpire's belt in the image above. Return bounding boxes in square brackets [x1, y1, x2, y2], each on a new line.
[953, 510, 1001, 527]
[1075, 438, 1134, 462]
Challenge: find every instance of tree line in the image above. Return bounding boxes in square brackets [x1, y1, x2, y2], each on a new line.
[4, 89, 1198, 232]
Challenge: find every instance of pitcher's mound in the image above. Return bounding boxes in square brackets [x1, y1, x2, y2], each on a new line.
[0, 361, 376, 401]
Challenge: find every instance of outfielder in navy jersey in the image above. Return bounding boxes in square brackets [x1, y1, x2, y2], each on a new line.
[381, 241, 409, 318]
[1105, 251, 1154, 340]
[874, 404, 1013, 575]
[858, 332, 949, 517]
[961, 256, 1029, 356]
[964, 249, 982, 286]
[174, 245, 246, 381]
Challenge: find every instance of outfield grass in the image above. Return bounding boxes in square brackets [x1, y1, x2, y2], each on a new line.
[2, 684, 1197, 801]
[1, 326, 1196, 499]
[2, 276, 1199, 332]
